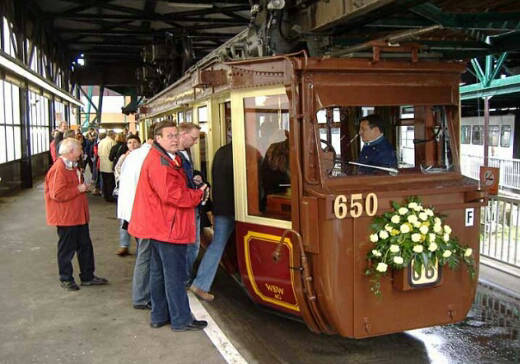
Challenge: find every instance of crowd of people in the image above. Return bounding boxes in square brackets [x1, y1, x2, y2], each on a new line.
[44, 121, 234, 333]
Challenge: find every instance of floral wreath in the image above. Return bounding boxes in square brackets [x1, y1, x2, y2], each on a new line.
[365, 196, 476, 298]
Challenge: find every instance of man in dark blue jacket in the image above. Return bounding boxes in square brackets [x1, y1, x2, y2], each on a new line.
[357, 114, 397, 174]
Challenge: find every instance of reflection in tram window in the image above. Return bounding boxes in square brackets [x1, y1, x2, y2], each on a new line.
[461, 125, 471, 144]
[243, 94, 291, 221]
[316, 105, 457, 177]
[472, 125, 484, 145]
[198, 106, 209, 178]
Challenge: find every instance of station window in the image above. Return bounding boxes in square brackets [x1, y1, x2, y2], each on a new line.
[501, 125, 511, 148]
[472, 126, 484, 145]
[243, 94, 291, 221]
[461, 125, 471, 144]
[488, 125, 500, 147]
[0, 80, 22, 163]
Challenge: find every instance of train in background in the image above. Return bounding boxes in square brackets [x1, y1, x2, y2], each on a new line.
[460, 114, 519, 160]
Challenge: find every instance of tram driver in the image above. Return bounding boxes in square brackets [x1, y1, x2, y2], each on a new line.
[357, 114, 397, 174]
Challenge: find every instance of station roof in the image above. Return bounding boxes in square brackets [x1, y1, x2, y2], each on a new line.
[32, 0, 520, 106]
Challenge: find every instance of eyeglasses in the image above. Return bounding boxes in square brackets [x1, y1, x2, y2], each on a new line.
[186, 133, 199, 142]
[162, 133, 179, 140]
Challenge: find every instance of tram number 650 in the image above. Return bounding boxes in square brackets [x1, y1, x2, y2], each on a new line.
[334, 193, 378, 219]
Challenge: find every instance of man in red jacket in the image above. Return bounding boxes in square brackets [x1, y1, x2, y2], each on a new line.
[129, 121, 209, 332]
[45, 138, 108, 291]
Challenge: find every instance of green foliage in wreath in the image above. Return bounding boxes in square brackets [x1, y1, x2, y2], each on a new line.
[365, 196, 476, 298]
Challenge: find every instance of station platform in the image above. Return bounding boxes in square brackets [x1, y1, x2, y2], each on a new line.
[0, 181, 518, 364]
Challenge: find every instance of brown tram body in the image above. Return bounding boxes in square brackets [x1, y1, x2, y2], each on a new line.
[138, 55, 485, 337]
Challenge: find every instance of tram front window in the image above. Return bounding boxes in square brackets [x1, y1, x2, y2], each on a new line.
[243, 94, 291, 221]
[316, 105, 457, 177]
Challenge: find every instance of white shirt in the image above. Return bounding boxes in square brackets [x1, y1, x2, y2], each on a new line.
[116, 143, 152, 222]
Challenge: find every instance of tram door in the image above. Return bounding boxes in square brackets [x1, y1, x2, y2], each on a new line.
[231, 89, 301, 316]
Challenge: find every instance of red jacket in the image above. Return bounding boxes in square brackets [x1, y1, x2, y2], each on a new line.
[50, 140, 58, 163]
[45, 158, 89, 226]
[129, 143, 204, 244]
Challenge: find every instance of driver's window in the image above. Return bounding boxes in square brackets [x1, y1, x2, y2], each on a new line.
[317, 105, 456, 177]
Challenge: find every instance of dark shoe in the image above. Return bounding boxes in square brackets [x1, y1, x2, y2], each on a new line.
[133, 302, 152, 310]
[116, 247, 129, 257]
[61, 281, 80, 291]
[172, 320, 208, 332]
[189, 285, 214, 302]
[150, 321, 170, 329]
[92, 188, 102, 196]
[81, 276, 108, 286]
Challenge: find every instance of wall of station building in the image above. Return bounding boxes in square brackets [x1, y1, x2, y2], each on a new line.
[0, 15, 78, 196]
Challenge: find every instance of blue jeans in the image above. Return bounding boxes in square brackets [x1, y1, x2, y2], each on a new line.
[192, 215, 235, 292]
[132, 238, 151, 306]
[186, 209, 201, 282]
[119, 220, 133, 248]
[150, 240, 192, 329]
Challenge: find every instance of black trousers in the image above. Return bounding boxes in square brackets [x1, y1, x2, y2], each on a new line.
[57, 224, 95, 283]
[100, 172, 115, 201]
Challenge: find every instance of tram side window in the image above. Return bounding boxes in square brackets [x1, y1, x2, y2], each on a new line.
[243, 94, 291, 221]
[472, 126, 484, 145]
[461, 126, 471, 144]
[198, 106, 208, 178]
[488, 125, 500, 147]
[501, 125, 511, 148]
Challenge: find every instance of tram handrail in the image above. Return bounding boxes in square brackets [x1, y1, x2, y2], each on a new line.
[272, 229, 333, 334]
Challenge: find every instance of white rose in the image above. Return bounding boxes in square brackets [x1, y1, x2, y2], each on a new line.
[372, 249, 382, 257]
[444, 225, 452, 234]
[443, 233, 450, 242]
[379, 230, 389, 239]
[408, 202, 418, 209]
[400, 224, 410, 234]
[398, 207, 409, 215]
[419, 212, 428, 221]
[464, 248, 473, 257]
[419, 225, 429, 235]
[385, 224, 393, 232]
[413, 245, 424, 253]
[434, 217, 441, 225]
[428, 242, 438, 252]
[411, 233, 421, 243]
[429, 233, 437, 243]
[425, 209, 434, 216]
[393, 256, 404, 265]
[407, 215, 418, 224]
[434, 224, 442, 233]
[376, 262, 388, 272]
[414, 205, 422, 212]
[370, 234, 379, 243]
[389, 244, 400, 253]
[413, 222, 422, 228]
[443, 250, 452, 258]
[391, 215, 401, 224]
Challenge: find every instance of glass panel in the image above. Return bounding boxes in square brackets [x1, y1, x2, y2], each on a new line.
[12, 85, 19, 125]
[472, 126, 484, 145]
[461, 125, 471, 144]
[501, 125, 511, 148]
[198, 106, 208, 123]
[13, 126, 21, 159]
[6, 126, 14, 162]
[317, 105, 455, 177]
[178, 112, 184, 123]
[488, 125, 499, 147]
[4, 83, 12, 124]
[244, 94, 291, 220]
[185, 110, 192, 123]
[0, 125, 5, 163]
[0, 81, 4, 125]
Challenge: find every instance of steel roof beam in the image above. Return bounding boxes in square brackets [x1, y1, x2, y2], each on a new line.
[460, 74, 520, 100]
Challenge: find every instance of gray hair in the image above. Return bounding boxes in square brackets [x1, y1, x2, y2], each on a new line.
[58, 138, 81, 156]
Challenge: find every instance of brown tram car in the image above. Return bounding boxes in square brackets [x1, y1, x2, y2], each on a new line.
[139, 53, 485, 337]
